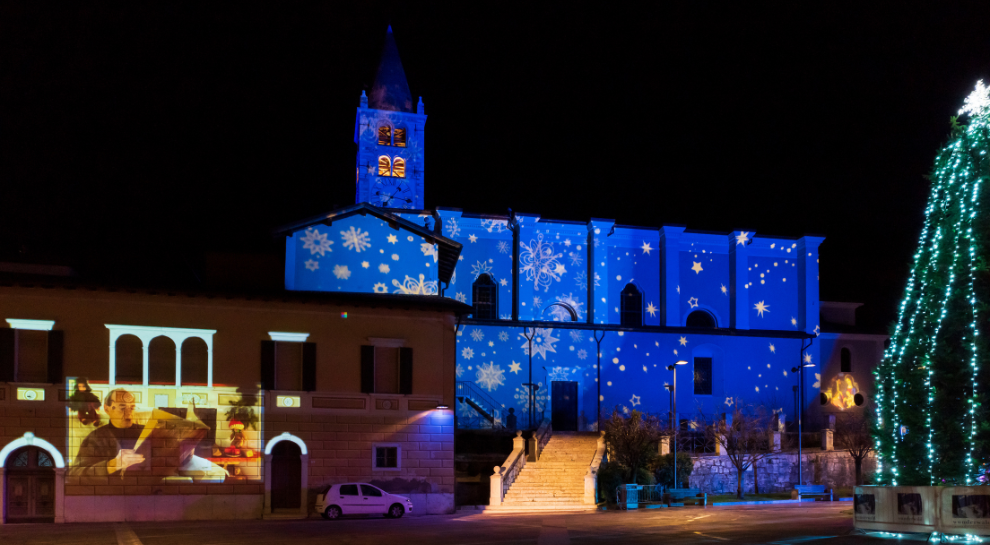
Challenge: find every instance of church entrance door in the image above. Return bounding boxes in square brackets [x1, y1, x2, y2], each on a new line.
[551, 381, 579, 431]
[4, 447, 55, 523]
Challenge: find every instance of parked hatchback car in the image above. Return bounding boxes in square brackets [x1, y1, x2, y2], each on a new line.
[317, 483, 413, 519]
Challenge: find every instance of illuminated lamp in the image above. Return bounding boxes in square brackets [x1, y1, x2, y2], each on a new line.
[435, 404, 449, 410]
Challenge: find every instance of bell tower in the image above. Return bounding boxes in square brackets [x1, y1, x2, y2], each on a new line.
[354, 26, 426, 210]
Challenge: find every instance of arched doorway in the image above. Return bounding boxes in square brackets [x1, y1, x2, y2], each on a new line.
[4, 447, 55, 523]
[270, 441, 301, 510]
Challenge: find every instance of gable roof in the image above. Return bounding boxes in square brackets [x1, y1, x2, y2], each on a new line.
[274, 202, 462, 285]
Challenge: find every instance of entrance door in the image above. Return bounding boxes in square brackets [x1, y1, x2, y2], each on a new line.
[270, 441, 301, 509]
[551, 381, 579, 431]
[4, 447, 56, 523]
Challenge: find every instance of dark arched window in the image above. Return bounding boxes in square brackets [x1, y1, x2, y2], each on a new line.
[686, 310, 717, 328]
[394, 126, 407, 147]
[840, 347, 851, 373]
[472, 274, 498, 320]
[378, 125, 392, 146]
[148, 336, 176, 385]
[620, 284, 643, 327]
[115, 334, 143, 384]
[181, 337, 209, 385]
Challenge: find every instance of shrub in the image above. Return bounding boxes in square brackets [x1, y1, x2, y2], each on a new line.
[653, 453, 694, 488]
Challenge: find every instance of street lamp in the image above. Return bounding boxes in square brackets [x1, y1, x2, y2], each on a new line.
[791, 356, 815, 485]
[666, 360, 688, 489]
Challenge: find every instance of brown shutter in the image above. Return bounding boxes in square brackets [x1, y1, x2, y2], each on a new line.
[0, 328, 14, 382]
[302, 342, 317, 392]
[47, 330, 64, 384]
[360, 345, 375, 394]
[261, 340, 276, 391]
[399, 347, 413, 395]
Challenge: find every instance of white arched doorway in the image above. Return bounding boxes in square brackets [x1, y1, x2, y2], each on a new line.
[263, 432, 309, 519]
[0, 433, 66, 524]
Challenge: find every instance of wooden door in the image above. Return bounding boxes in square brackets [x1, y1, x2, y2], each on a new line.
[551, 381, 579, 431]
[270, 441, 301, 509]
[4, 447, 55, 523]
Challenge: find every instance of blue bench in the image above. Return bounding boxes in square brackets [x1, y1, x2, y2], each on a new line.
[668, 487, 707, 506]
[792, 484, 832, 501]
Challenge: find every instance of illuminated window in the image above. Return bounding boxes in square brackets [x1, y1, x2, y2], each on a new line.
[619, 284, 643, 327]
[378, 126, 392, 146]
[378, 156, 391, 176]
[840, 347, 851, 373]
[472, 274, 498, 320]
[392, 157, 406, 178]
[686, 310, 717, 328]
[148, 336, 176, 385]
[694, 357, 713, 395]
[393, 127, 406, 147]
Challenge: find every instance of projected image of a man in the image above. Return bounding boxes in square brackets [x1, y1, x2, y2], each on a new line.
[73, 389, 148, 475]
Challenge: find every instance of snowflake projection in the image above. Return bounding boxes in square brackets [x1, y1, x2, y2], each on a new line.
[569, 330, 584, 343]
[519, 234, 564, 292]
[420, 243, 438, 263]
[520, 328, 559, 360]
[812, 373, 821, 389]
[577, 349, 588, 360]
[332, 264, 351, 280]
[471, 260, 493, 280]
[480, 218, 508, 233]
[470, 328, 485, 342]
[548, 293, 584, 321]
[461, 347, 475, 360]
[568, 252, 583, 267]
[533, 296, 543, 309]
[574, 271, 601, 290]
[513, 382, 548, 414]
[373, 282, 388, 293]
[304, 260, 319, 271]
[379, 263, 390, 274]
[548, 366, 570, 381]
[475, 362, 506, 392]
[496, 240, 509, 254]
[498, 331, 509, 342]
[340, 226, 372, 252]
[454, 292, 467, 303]
[300, 228, 333, 256]
[456, 363, 464, 378]
[960, 80, 990, 117]
[392, 274, 439, 295]
[445, 217, 461, 238]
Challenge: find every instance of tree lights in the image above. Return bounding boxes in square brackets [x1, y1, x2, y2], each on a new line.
[875, 81, 990, 486]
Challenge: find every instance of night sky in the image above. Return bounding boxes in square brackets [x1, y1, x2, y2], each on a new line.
[3, 2, 990, 331]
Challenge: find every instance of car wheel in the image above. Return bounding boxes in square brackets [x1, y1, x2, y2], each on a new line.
[387, 504, 404, 519]
[324, 505, 342, 520]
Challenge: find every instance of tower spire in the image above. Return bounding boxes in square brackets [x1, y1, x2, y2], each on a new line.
[369, 25, 413, 113]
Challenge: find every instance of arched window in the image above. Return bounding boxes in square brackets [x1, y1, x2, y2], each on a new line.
[181, 337, 209, 385]
[686, 310, 717, 328]
[392, 157, 406, 178]
[377, 126, 392, 146]
[148, 336, 176, 385]
[378, 155, 391, 176]
[543, 303, 578, 322]
[115, 334, 143, 384]
[472, 274, 498, 320]
[840, 347, 851, 373]
[393, 127, 407, 147]
[620, 284, 643, 327]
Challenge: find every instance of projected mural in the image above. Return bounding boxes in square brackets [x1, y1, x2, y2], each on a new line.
[65, 379, 263, 484]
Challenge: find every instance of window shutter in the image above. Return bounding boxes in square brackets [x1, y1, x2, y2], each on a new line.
[302, 342, 317, 392]
[360, 345, 375, 394]
[0, 328, 14, 382]
[47, 330, 64, 384]
[399, 347, 413, 395]
[261, 340, 276, 391]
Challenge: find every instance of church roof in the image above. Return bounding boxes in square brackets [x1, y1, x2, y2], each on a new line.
[369, 26, 414, 113]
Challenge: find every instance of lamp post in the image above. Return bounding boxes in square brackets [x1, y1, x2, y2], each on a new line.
[666, 360, 688, 489]
[791, 340, 815, 485]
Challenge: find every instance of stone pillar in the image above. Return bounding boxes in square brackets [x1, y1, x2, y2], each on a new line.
[659, 226, 686, 327]
[772, 432, 781, 452]
[660, 436, 670, 456]
[715, 436, 727, 457]
[821, 429, 833, 451]
[490, 466, 504, 506]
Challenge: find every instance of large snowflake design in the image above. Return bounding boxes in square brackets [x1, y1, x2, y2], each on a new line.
[420, 242, 438, 262]
[574, 271, 601, 290]
[520, 328, 559, 360]
[569, 330, 585, 343]
[568, 252, 583, 267]
[456, 363, 464, 378]
[496, 240, 509, 254]
[498, 331, 509, 342]
[300, 228, 333, 256]
[470, 328, 484, 342]
[547, 367, 570, 381]
[475, 362, 506, 392]
[332, 264, 351, 280]
[445, 217, 461, 238]
[519, 234, 564, 292]
[514, 382, 548, 413]
[471, 260, 493, 280]
[454, 292, 467, 303]
[392, 274, 438, 295]
[548, 293, 584, 321]
[480, 218, 509, 233]
[960, 80, 990, 117]
[461, 347, 475, 360]
[340, 226, 372, 252]
[577, 349, 588, 360]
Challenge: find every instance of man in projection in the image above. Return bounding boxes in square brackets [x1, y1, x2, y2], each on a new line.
[72, 388, 226, 482]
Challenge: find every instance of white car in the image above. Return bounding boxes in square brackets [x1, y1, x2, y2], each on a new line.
[317, 483, 412, 519]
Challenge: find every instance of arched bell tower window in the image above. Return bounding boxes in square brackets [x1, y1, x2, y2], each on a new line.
[378, 156, 392, 176]
[472, 274, 498, 320]
[393, 157, 406, 178]
[620, 284, 643, 327]
[686, 309, 717, 328]
[378, 126, 392, 146]
[394, 127, 407, 147]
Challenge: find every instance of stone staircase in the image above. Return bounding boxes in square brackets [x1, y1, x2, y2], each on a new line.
[495, 432, 601, 512]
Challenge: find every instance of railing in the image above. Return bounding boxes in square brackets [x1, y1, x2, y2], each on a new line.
[456, 381, 503, 429]
[529, 418, 552, 461]
[490, 431, 526, 507]
[678, 431, 717, 454]
[616, 484, 665, 506]
[585, 431, 606, 504]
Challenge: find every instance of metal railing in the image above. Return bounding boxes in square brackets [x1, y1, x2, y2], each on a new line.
[456, 381, 503, 429]
[616, 484, 665, 505]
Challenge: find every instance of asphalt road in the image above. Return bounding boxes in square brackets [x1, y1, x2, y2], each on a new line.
[0, 503, 886, 545]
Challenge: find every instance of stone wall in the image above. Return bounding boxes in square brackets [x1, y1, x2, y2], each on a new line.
[689, 450, 877, 495]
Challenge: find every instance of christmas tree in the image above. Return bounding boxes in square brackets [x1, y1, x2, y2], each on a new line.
[875, 81, 990, 486]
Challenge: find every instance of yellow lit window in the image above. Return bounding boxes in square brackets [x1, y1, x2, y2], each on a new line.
[392, 158, 406, 178]
[378, 126, 392, 146]
[378, 156, 392, 176]
[394, 128, 406, 147]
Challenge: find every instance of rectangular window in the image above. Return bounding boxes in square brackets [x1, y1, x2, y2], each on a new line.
[693, 357, 713, 396]
[374, 347, 399, 394]
[372, 444, 400, 470]
[275, 341, 303, 391]
[15, 330, 48, 383]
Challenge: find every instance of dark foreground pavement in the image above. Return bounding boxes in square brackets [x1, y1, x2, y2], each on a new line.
[0, 503, 884, 545]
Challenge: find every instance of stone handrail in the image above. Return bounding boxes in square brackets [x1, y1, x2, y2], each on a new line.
[585, 431, 606, 504]
[534, 418, 552, 460]
[490, 431, 526, 506]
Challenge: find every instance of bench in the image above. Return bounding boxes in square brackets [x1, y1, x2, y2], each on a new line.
[668, 487, 707, 506]
[792, 484, 832, 501]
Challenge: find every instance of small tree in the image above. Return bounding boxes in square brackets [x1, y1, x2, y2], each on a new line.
[700, 399, 773, 499]
[834, 414, 874, 485]
[601, 407, 670, 484]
